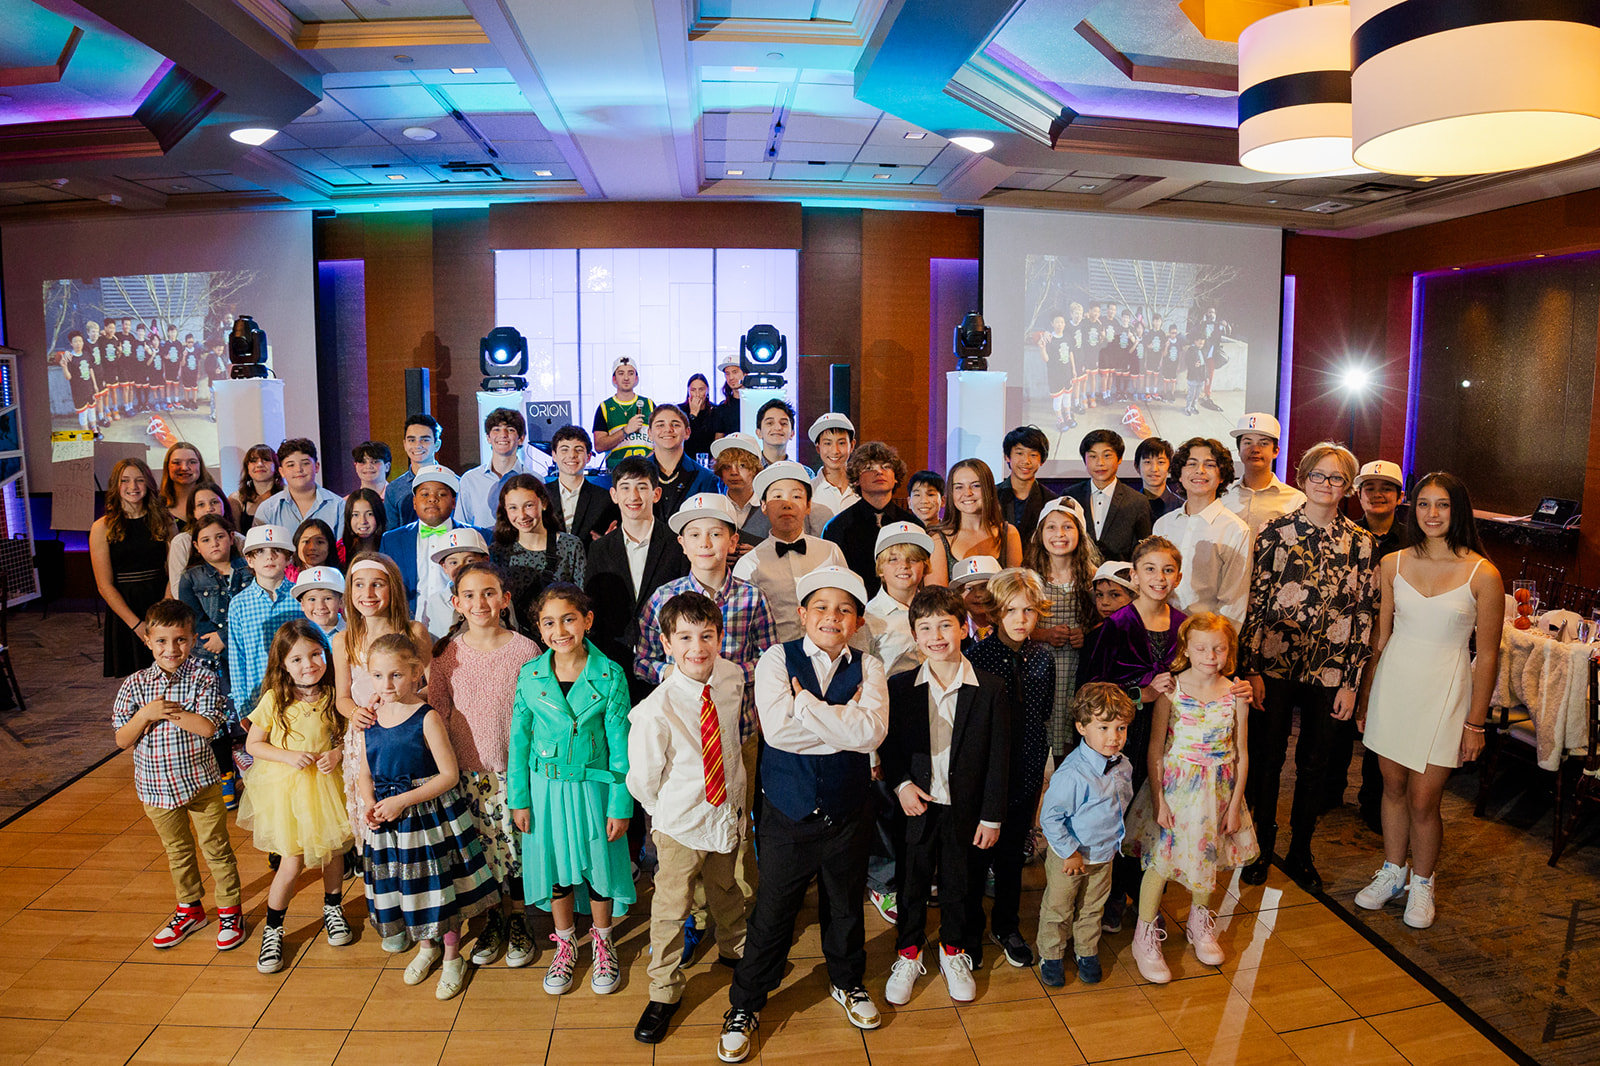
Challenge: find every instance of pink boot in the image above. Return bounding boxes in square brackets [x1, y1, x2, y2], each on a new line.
[1131, 918, 1171, 984]
[1186, 904, 1225, 966]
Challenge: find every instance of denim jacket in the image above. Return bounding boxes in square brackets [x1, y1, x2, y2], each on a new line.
[507, 640, 634, 821]
[176, 559, 252, 687]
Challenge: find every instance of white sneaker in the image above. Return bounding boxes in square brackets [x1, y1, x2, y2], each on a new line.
[938, 948, 977, 1002]
[830, 985, 881, 1029]
[1131, 918, 1171, 984]
[543, 933, 577, 995]
[1185, 904, 1225, 966]
[590, 932, 621, 994]
[1355, 862, 1411, 910]
[885, 949, 924, 1005]
[1403, 873, 1436, 929]
[718, 1008, 759, 1062]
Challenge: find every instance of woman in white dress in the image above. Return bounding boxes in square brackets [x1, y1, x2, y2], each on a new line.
[1356, 472, 1501, 929]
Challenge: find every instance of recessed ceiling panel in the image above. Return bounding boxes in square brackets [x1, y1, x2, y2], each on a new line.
[790, 81, 879, 119]
[697, 1, 857, 19]
[322, 144, 413, 166]
[703, 112, 774, 140]
[780, 114, 875, 143]
[323, 71, 421, 89]
[437, 83, 529, 113]
[854, 143, 942, 166]
[771, 161, 847, 180]
[772, 140, 858, 163]
[462, 113, 552, 141]
[704, 140, 771, 163]
[843, 164, 916, 183]
[282, 121, 388, 150]
[279, 0, 360, 20]
[492, 141, 568, 164]
[325, 84, 447, 120]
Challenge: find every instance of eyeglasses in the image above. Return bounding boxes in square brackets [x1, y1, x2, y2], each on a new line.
[1305, 471, 1349, 487]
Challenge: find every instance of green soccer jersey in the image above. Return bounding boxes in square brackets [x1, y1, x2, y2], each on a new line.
[594, 394, 654, 468]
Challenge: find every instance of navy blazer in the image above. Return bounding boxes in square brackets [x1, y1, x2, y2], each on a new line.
[378, 521, 493, 614]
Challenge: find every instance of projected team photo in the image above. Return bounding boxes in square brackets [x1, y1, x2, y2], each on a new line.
[42, 270, 262, 468]
[1018, 255, 1250, 452]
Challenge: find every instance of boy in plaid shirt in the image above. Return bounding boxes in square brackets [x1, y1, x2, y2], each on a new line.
[113, 599, 244, 951]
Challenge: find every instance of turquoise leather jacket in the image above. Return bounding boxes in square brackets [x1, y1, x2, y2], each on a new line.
[507, 640, 633, 821]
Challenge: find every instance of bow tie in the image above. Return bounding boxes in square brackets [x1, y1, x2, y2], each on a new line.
[774, 539, 807, 558]
[420, 524, 450, 538]
[1102, 754, 1123, 775]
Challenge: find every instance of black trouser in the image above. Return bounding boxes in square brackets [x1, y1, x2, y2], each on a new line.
[986, 791, 1034, 946]
[626, 675, 658, 866]
[1323, 715, 1359, 807]
[729, 799, 871, 1011]
[896, 802, 984, 958]
[866, 779, 903, 896]
[1357, 748, 1383, 822]
[1247, 677, 1340, 861]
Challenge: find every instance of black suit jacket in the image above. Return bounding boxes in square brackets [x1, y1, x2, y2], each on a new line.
[880, 667, 1011, 843]
[1065, 479, 1152, 563]
[584, 522, 689, 676]
[552, 477, 619, 544]
[997, 479, 1056, 545]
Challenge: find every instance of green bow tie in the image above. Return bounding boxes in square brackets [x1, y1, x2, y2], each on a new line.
[420, 524, 450, 538]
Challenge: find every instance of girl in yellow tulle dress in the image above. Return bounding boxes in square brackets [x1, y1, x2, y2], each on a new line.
[237, 618, 356, 974]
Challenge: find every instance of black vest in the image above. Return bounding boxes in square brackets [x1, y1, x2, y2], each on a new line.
[760, 639, 869, 821]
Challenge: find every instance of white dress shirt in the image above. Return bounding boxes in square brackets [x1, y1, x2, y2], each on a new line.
[1089, 481, 1115, 538]
[558, 480, 583, 533]
[1153, 498, 1253, 628]
[899, 657, 977, 805]
[416, 520, 457, 638]
[1222, 475, 1307, 535]
[622, 521, 654, 598]
[625, 657, 747, 853]
[754, 638, 889, 756]
[732, 534, 848, 642]
[811, 475, 860, 518]
[864, 589, 921, 677]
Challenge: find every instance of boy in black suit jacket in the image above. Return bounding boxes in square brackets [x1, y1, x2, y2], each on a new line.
[1065, 429, 1152, 562]
[548, 425, 620, 543]
[880, 586, 1009, 1006]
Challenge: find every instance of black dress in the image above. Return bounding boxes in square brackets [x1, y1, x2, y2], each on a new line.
[104, 518, 171, 677]
[685, 403, 719, 461]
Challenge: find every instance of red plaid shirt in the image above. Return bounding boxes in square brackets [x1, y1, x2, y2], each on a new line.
[111, 656, 227, 809]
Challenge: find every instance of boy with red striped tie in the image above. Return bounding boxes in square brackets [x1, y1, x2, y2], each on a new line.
[626, 591, 750, 1045]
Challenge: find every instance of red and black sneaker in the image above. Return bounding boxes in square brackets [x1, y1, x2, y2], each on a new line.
[215, 906, 246, 951]
[152, 904, 208, 949]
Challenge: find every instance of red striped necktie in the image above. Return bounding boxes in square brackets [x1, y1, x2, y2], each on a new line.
[700, 682, 727, 807]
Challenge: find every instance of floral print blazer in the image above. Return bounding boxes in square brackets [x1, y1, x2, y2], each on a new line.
[1239, 507, 1379, 691]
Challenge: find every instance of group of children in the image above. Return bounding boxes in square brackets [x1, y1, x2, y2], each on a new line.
[115, 439, 1264, 1060]
[56, 316, 225, 436]
[1037, 302, 1233, 429]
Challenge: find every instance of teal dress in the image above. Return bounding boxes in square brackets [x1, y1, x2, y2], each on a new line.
[507, 640, 635, 915]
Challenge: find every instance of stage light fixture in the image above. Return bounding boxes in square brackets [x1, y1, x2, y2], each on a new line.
[954, 311, 992, 371]
[480, 326, 529, 392]
[740, 324, 787, 389]
[1342, 366, 1372, 393]
[228, 316, 270, 379]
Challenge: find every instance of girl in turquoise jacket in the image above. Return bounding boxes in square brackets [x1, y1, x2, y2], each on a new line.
[509, 582, 634, 996]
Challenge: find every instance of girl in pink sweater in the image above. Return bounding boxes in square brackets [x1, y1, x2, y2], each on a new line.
[428, 562, 541, 969]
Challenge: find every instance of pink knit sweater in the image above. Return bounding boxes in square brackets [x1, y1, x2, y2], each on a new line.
[428, 632, 540, 773]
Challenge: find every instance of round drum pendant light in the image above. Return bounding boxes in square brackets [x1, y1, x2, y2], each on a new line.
[1351, 0, 1600, 175]
[1238, 3, 1355, 174]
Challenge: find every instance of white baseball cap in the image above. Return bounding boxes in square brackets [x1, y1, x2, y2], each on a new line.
[807, 412, 855, 442]
[717, 354, 741, 371]
[243, 524, 293, 555]
[668, 492, 740, 533]
[949, 555, 1002, 590]
[292, 565, 346, 598]
[428, 526, 490, 564]
[412, 464, 460, 494]
[1037, 496, 1087, 535]
[611, 355, 637, 373]
[874, 521, 935, 558]
[1354, 460, 1404, 491]
[1092, 560, 1136, 592]
[1230, 413, 1283, 441]
[710, 432, 761, 459]
[753, 461, 813, 501]
[795, 565, 869, 609]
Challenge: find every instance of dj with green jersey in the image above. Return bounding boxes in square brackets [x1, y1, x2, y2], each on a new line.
[593, 355, 655, 469]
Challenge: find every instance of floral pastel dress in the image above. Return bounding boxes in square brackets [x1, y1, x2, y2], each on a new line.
[1123, 685, 1259, 893]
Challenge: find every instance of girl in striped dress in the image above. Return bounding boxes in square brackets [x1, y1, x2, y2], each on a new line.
[359, 632, 499, 1001]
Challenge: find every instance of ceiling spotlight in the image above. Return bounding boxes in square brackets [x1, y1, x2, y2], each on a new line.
[393, 54, 413, 63]
[1186, 93, 1201, 100]
[740, 324, 787, 387]
[726, 169, 744, 176]
[766, 52, 783, 59]
[903, 132, 927, 140]
[533, 169, 552, 176]
[1342, 366, 1372, 393]
[949, 135, 994, 153]
[230, 128, 279, 146]
[873, 173, 891, 179]
[1079, 183, 1099, 190]
[402, 126, 439, 141]
[1461, 380, 1472, 388]
[1535, 253, 1547, 258]
[480, 325, 529, 390]
[450, 67, 476, 74]
[386, 173, 405, 181]
[170, 183, 190, 191]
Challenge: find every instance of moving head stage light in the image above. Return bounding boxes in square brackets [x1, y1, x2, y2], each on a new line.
[739, 324, 787, 389]
[480, 326, 528, 392]
[954, 311, 991, 371]
[228, 316, 270, 379]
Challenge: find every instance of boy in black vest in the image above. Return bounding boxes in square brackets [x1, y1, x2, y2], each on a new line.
[880, 586, 1010, 1006]
[718, 565, 889, 1064]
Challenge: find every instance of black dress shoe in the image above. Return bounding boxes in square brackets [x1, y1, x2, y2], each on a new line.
[1283, 855, 1323, 891]
[1240, 857, 1271, 886]
[635, 1000, 680, 1044]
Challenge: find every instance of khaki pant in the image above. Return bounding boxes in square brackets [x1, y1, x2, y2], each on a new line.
[1037, 852, 1113, 961]
[144, 782, 242, 908]
[691, 733, 760, 923]
[648, 830, 748, 1003]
